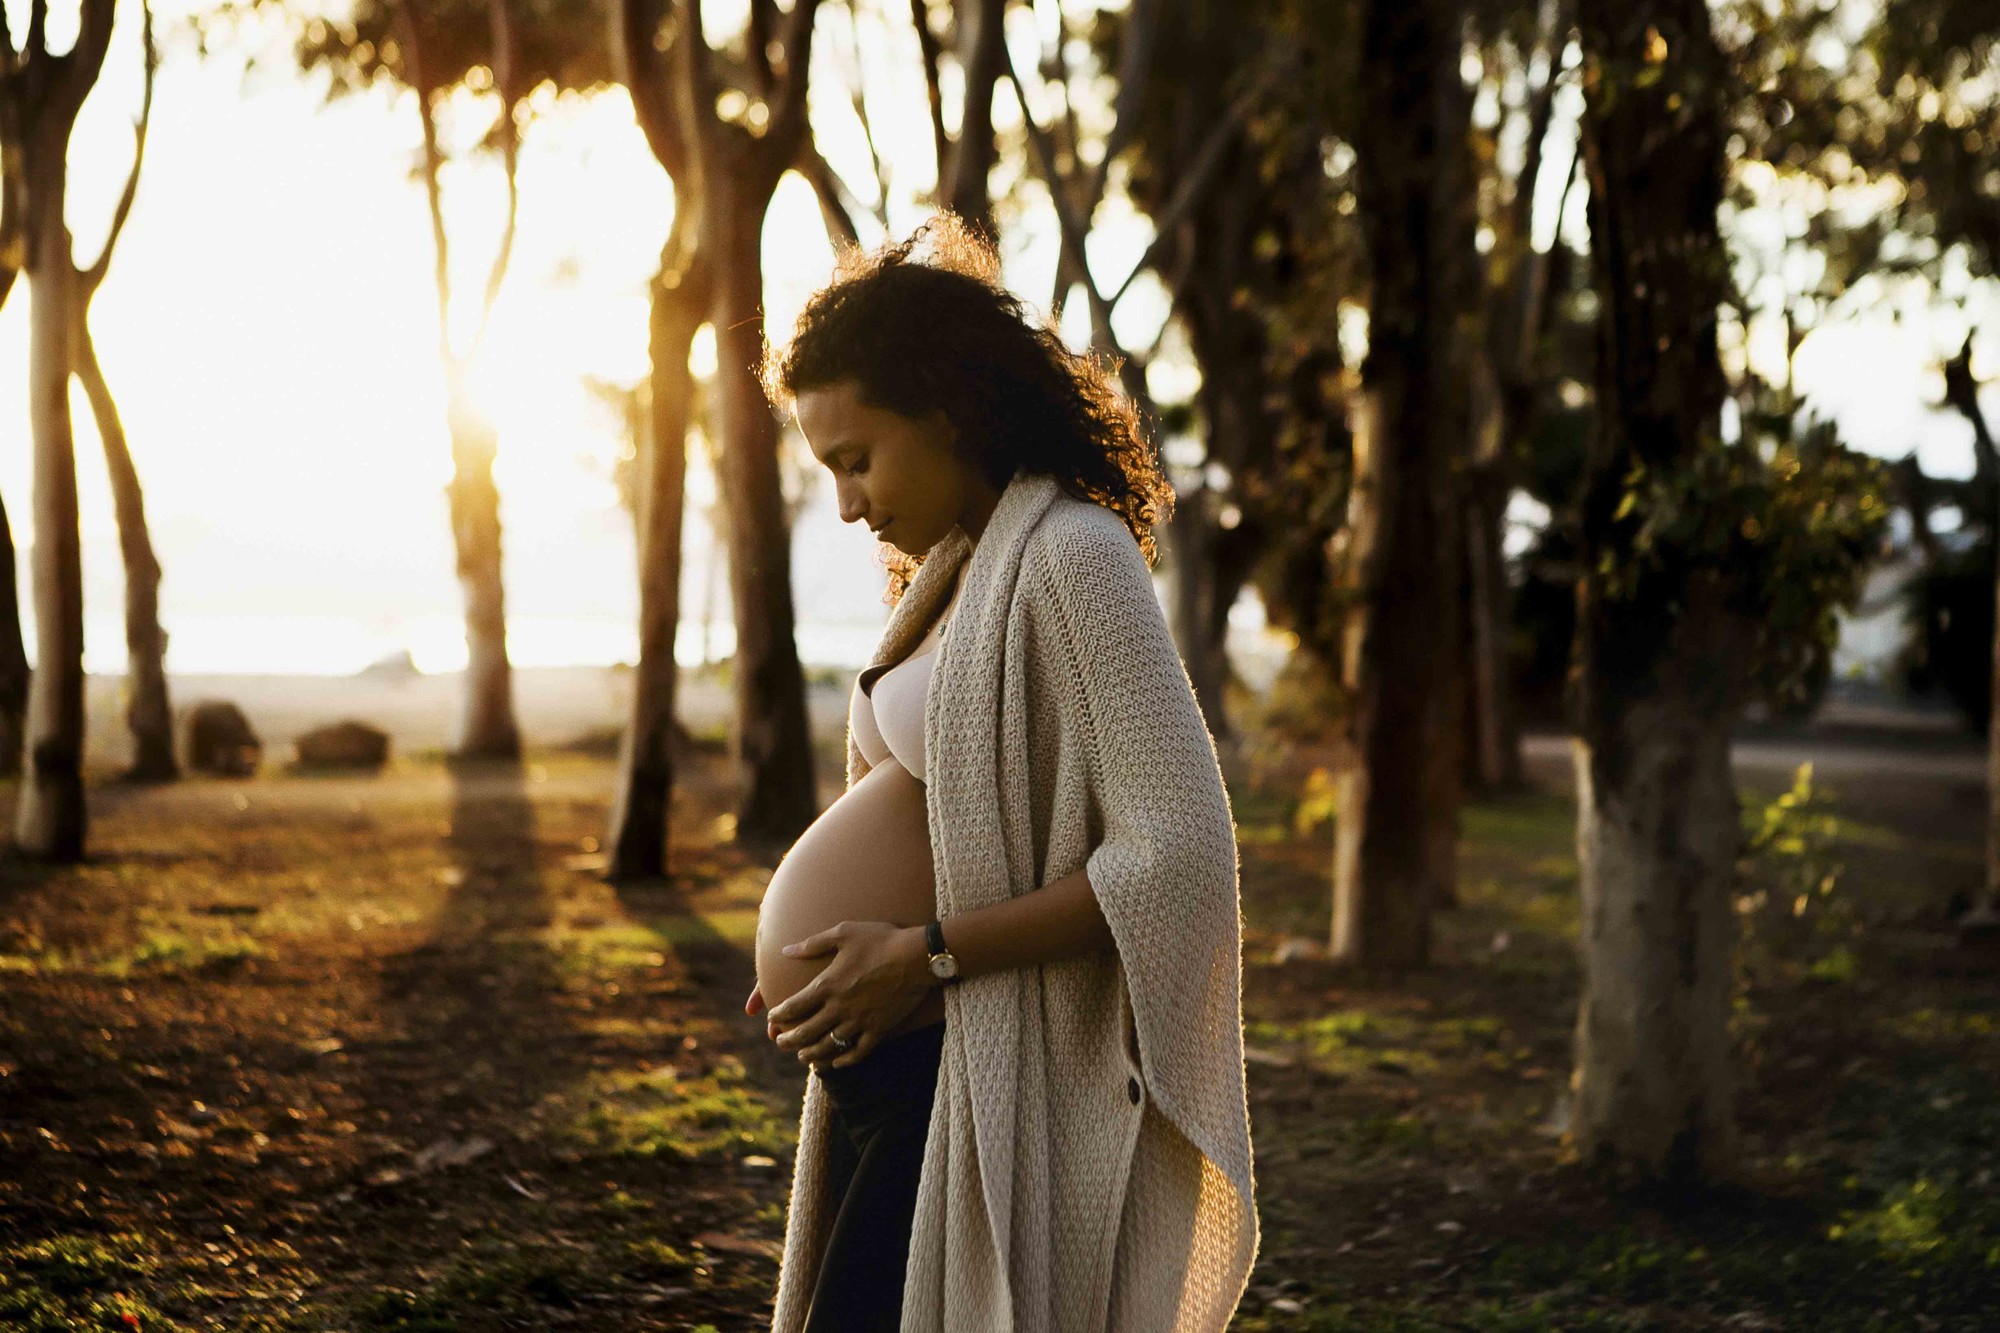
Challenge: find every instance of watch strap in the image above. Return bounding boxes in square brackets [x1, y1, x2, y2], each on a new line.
[925, 918, 949, 959]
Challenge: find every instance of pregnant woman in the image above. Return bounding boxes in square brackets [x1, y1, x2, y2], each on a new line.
[747, 216, 1259, 1333]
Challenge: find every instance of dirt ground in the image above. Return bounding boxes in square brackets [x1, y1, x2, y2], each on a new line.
[1, 701, 1996, 1330]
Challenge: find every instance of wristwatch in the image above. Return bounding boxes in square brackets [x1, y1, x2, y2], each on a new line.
[925, 919, 962, 984]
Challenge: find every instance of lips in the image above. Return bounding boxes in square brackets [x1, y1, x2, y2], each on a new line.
[871, 518, 893, 536]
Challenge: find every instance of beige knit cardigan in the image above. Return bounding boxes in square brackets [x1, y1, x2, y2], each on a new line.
[769, 468, 1259, 1331]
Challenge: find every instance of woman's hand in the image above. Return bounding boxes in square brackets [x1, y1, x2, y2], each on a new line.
[745, 983, 779, 1042]
[766, 921, 932, 1069]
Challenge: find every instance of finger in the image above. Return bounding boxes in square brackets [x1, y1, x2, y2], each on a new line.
[782, 927, 840, 960]
[776, 1004, 843, 1056]
[799, 1023, 862, 1068]
[828, 1027, 878, 1069]
[767, 979, 826, 1029]
[745, 984, 764, 1016]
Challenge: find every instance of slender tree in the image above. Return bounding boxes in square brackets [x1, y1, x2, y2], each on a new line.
[399, 0, 525, 759]
[0, 26, 30, 780]
[1, 0, 117, 857]
[910, 0, 1008, 237]
[676, 0, 827, 851]
[604, 0, 710, 879]
[72, 2, 176, 782]
[264, 0, 621, 757]
[1331, 0, 1477, 966]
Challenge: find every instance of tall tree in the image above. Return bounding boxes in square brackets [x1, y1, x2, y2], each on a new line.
[604, 0, 709, 880]
[911, 0, 1008, 236]
[1461, 0, 1576, 796]
[0, 16, 32, 779]
[400, 0, 524, 759]
[268, 0, 619, 758]
[1, 0, 118, 857]
[1566, 0, 1887, 1183]
[1333, 0, 1477, 966]
[72, 2, 176, 782]
[678, 0, 828, 851]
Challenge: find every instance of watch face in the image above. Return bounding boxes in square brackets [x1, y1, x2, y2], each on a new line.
[930, 954, 959, 979]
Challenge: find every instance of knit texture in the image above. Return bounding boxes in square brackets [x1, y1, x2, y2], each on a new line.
[769, 470, 1259, 1331]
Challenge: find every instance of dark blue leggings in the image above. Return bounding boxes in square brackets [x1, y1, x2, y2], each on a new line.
[803, 1018, 946, 1332]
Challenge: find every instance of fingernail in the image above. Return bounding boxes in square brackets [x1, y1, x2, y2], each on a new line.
[781, 944, 798, 955]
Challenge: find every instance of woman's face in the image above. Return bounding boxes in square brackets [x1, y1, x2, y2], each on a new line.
[794, 378, 980, 555]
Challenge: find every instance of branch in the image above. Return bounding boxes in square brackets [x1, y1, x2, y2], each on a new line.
[1003, 51, 1113, 344]
[1943, 336, 2000, 484]
[944, 0, 1006, 229]
[796, 138, 863, 245]
[679, 0, 719, 139]
[764, 0, 825, 160]
[1508, 0, 1572, 256]
[1104, 58, 1282, 310]
[1092, 0, 1160, 204]
[54, 0, 117, 119]
[749, 0, 776, 94]
[616, 0, 689, 181]
[27, 0, 46, 58]
[395, 2, 454, 370]
[467, 0, 523, 363]
[909, 0, 948, 188]
[842, 1, 891, 223]
[80, 0, 156, 298]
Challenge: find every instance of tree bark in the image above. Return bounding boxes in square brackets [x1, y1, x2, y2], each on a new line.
[1568, 0, 1748, 1186]
[446, 383, 521, 759]
[0, 492, 28, 779]
[17, 178, 88, 857]
[707, 182, 817, 848]
[941, 0, 1006, 235]
[1333, 0, 1474, 966]
[73, 316, 177, 781]
[608, 239, 708, 879]
[1940, 342, 2000, 933]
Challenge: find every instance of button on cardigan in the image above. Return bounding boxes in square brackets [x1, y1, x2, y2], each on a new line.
[769, 469, 1259, 1331]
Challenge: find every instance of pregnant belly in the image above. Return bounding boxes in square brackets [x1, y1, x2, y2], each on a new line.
[755, 759, 946, 1038]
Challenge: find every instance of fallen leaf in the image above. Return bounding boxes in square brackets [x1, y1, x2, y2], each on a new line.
[692, 1231, 781, 1260]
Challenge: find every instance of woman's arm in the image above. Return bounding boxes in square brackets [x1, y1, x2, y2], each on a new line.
[766, 867, 1115, 1067]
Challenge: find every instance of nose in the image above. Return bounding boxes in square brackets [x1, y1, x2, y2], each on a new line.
[836, 481, 868, 527]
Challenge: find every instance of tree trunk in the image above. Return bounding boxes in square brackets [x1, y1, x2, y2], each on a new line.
[1332, 0, 1473, 966]
[73, 313, 177, 781]
[16, 179, 87, 858]
[0, 492, 30, 779]
[707, 183, 817, 850]
[1568, 0, 1747, 1185]
[1569, 576, 1749, 1184]
[608, 248, 707, 880]
[1463, 450, 1523, 795]
[942, 0, 1006, 236]
[1168, 484, 1233, 740]
[446, 383, 522, 760]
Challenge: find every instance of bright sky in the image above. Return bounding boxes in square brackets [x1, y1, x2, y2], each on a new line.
[0, 0, 1989, 676]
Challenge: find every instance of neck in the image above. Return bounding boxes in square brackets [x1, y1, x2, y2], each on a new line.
[958, 473, 1010, 546]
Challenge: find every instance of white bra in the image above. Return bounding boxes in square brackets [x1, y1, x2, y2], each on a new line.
[848, 569, 963, 783]
[849, 646, 938, 781]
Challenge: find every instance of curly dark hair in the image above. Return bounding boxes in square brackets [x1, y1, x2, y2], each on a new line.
[761, 213, 1174, 604]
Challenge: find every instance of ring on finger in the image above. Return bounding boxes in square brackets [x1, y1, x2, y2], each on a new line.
[830, 1031, 854, 1055]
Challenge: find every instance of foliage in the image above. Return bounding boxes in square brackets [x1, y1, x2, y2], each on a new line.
[1591, 418, 1892, 718]
[1733, 760, 1857, 995]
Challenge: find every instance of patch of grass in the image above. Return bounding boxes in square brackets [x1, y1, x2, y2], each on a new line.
[0, 1232, 169, 1332]
[351, 1244, 592, 1329]
[615, 1237, 701, 1281]
[540, 1057, 794, 1163]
